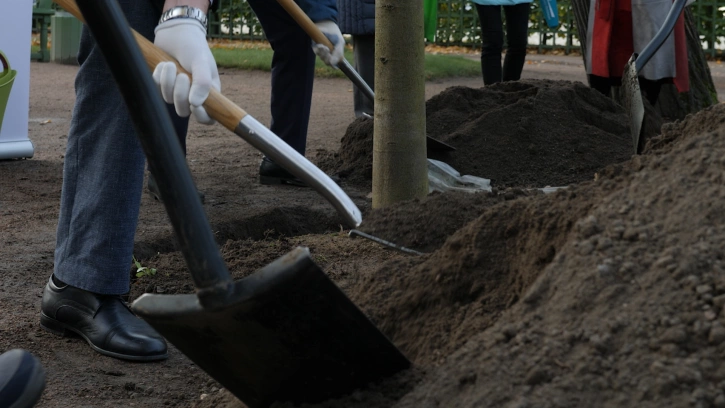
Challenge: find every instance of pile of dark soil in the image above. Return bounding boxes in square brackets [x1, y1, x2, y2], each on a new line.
[200, 97, 724, 407]
[318, 80, 635, 190]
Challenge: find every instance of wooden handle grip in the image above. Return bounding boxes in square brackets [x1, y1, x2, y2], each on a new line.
[275, 0, 335, 50]
[52, 0, 247, 131]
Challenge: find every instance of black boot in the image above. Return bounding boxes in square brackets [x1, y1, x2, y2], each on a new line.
[40, 276, 168, 361]
[259, 157, 307, 187]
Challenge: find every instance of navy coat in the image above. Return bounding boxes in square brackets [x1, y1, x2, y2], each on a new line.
[337, 0, 375, 35]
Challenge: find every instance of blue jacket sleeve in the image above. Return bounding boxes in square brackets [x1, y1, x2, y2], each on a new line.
[298, 0, 338, 23]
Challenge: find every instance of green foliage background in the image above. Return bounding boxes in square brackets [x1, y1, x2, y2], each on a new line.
[207, 0, 725, 57]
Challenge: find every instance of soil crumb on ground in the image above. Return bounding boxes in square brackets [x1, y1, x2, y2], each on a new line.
[318, 79, 633, 190]
[199, 93, 725, 408]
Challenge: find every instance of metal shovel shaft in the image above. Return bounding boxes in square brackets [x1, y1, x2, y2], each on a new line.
[624, 0, 688, 154]
[339, 58, 375, 102]
[634, 0, 689, 74]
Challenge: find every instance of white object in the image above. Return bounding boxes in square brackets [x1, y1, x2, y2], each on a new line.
[427, 159, 567, 195]
[312, 20, 345, 67]
[427, 159, 492, 194]
[153, 19, 220, 124]
[0, 0, 34, 159]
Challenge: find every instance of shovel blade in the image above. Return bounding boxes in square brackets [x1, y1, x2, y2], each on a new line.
[131, 247, 410, 408]
[622, 55, 645, 154]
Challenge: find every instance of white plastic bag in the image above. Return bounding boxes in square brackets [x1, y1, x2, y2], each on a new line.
[427, 159, 492, 194]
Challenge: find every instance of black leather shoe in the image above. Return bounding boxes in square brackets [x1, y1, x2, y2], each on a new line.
[259, 157, 307, 187]
[147, 173, 206, 204]
[40, 276, 168, 361]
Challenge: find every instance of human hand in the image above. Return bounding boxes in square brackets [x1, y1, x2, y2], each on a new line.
[153, 18, 220, 125]
[312, 20, 345, 67]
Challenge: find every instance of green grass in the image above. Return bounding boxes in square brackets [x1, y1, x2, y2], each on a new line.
[211, 47, 480, 80]
[30, 44, 480, 80]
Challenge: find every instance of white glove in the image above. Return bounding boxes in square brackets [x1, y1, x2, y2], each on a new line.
[153, 18, 220, 125]
[312, 20, 345, 67]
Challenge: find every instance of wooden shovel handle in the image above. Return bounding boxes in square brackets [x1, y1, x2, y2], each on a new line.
[275, 0, 335, 51]
[52, 0, 248, 131]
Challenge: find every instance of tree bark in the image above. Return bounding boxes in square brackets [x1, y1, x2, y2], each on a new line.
[569, 2, 718, 118]
[372, 0, 428, 208]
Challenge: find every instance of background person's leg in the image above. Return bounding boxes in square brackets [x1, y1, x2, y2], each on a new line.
[502, 2, 531, 82]
[352, 34, 375, 118]
[638, 77, 666, 107]
[247, 0, 316, 156]
[475, 4, 504, 85]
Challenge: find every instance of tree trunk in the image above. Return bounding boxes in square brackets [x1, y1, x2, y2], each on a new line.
[372, 0, 428, 208]
[569, 2, 718, 118]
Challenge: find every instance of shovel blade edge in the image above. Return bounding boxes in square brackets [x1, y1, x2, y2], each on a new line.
[131, 247, 410, 408]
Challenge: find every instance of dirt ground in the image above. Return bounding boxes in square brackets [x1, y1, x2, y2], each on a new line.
[1, 56, 724, 408]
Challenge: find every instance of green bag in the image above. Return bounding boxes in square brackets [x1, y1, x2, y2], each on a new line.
[0, 51, 17, 135]
[423, 0, 438, 42]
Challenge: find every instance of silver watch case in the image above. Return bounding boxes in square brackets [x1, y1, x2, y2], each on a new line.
[158, 6, 208, 30]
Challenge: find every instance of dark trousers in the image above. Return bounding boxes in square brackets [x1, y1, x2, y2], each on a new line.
[352, 34, 375, 118]
[589, 74, 664, 106]
[247, 0, 316, 155]
[475, 3, 530, 85]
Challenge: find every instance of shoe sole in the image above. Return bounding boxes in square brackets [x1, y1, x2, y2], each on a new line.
[260, 175, 307, 187]
[40, 313, 168, 362]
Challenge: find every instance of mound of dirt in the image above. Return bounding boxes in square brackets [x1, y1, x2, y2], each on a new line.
[199, 91, 724, 408]
[646, 102, 725, 154]
[318, 80, 634, 190]
[390, 106, 725, 408]
[320, 99, 725, 408]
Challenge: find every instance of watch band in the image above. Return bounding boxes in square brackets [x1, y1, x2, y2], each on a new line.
[158, 6, 208, 30]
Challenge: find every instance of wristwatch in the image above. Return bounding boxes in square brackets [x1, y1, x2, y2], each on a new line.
[158, 6, 208, 30]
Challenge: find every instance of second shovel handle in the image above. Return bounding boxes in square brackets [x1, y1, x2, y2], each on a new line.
[53, 0, 248, 132]
[275, 0, 335, 50]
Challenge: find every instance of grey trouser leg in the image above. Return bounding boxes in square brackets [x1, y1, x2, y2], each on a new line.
[54, 0, 187, 295]
[352, 34, 374, 118]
